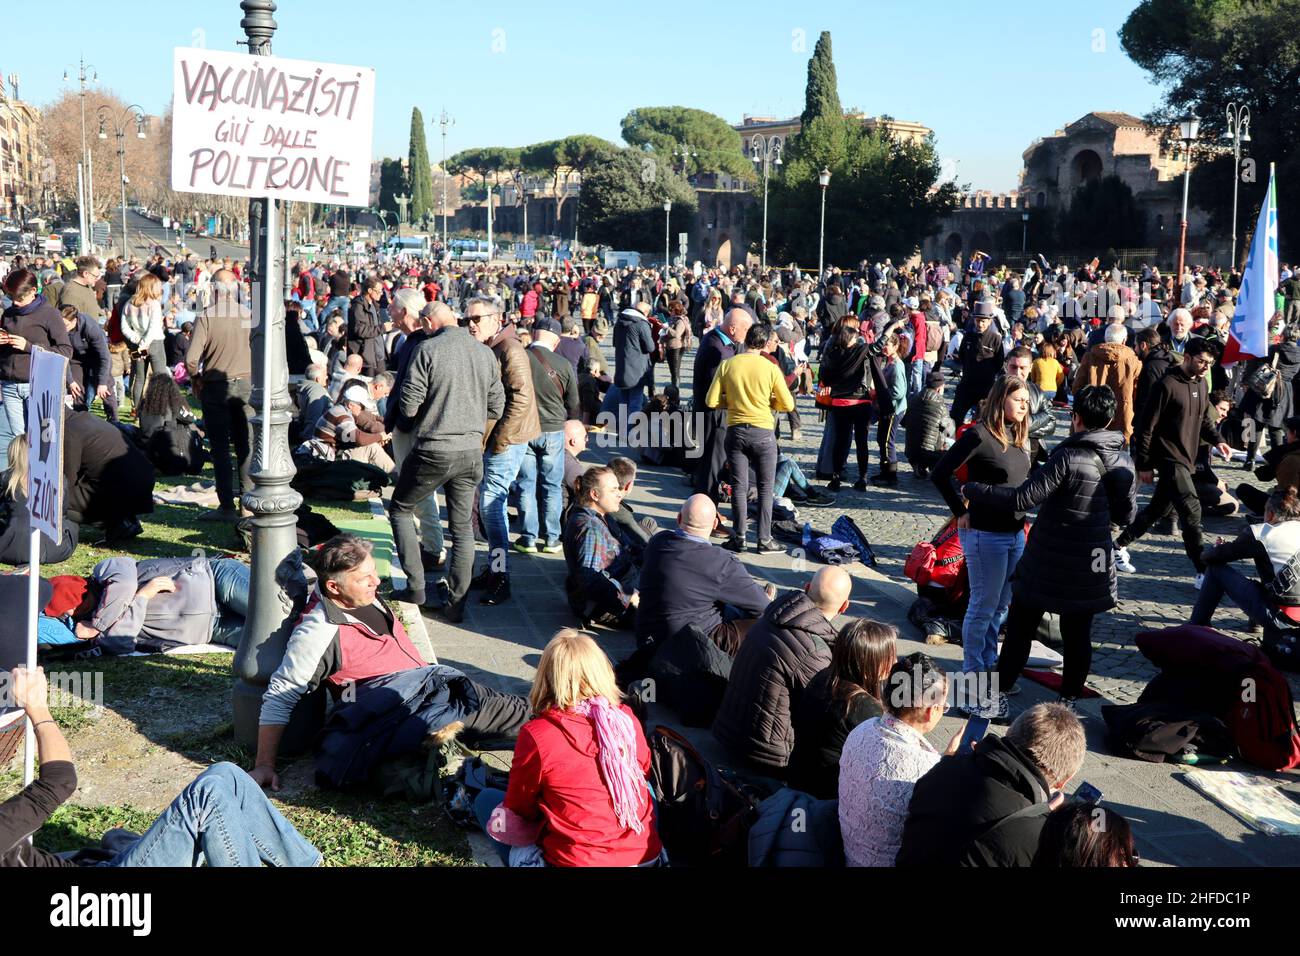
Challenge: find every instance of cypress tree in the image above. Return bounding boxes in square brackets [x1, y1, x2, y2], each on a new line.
[408, 108, 435, 222]
[800, 31, 842, 128]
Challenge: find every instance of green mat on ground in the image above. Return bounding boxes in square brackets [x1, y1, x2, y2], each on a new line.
[331, 512, 396, 581]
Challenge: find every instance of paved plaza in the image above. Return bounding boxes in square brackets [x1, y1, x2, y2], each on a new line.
[402, 349, 1300, 868]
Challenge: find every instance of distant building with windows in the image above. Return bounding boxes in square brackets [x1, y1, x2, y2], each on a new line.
[0, 73, 44, 221]
[733, 111, 932, 159]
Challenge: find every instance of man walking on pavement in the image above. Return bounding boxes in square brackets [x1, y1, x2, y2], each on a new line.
[185, 269, 254, 522]
[470, 296, 541, 606]
[1113, 338, 1232, 584]
[387, 301, 504, 622]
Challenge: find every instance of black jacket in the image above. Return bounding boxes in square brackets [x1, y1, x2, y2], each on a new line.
[62, 410, 156, 525]
[712, 589, 835, 771]
[787, 671, 882, 799]
[346, 296, 386, 374]
[818, 339, 872, 400]
[0, 296, 74, 383]
[65, 313, 112, 389]
[955, 327, 1005, 398]
[1130, 365, 1219, 472]
[0, 760, 76, 867]
[896, 734, 1053, 867]
[965, 428, 1137, 614]
[692, 326, 736, 405]
[634, 529, 770, 649]
[1135, 346, 1175, 421]
[904, 387, 953, 459]
[612, 308, 654, 391]
[1240, 342, 1300, 429]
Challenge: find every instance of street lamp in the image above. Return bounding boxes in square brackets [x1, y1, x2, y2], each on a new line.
[663, 200, 672, 269]
[1176, 115, 1200, 290]
[1225, 102, 1252, 271]
[672, 143, 697, 177]
[521, 175, 540, 248]
[97, 104, 145, 258]
[438, 108, 454, 251]
[1021, 212, 1030, 253]
[62, 58, 96, 249]
[750, 136, 782, 271]
[817, 167, 831, 277]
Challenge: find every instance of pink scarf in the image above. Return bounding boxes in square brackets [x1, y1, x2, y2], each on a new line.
[572, 697, 646, 834]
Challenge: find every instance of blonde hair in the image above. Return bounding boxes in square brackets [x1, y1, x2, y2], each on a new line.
[131, 272, 162, 306]
[979, 375, 1031, 452]
[4, 434, 27, 500]
[529, 629, 622, 716]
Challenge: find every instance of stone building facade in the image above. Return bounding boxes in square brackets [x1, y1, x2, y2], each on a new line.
[0, 74, 43, 221]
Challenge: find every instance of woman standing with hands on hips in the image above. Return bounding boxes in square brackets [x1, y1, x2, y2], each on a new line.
[931, 375, 1032, 721]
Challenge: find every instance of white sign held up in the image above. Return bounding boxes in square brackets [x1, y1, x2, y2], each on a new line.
[170, 47, 376, 206]
[26, 347, 66, 544]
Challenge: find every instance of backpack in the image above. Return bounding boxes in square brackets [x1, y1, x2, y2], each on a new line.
[906, 517, 966, 591]
[647, 625, 733, 728]
[647, 725, 761, 866]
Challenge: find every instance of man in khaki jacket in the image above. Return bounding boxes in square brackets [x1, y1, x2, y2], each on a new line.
[468, 295, 541, 606]
[1073, 324, 1142, 440]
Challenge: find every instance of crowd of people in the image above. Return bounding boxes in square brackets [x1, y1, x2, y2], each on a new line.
[4, 239, 1299, 870]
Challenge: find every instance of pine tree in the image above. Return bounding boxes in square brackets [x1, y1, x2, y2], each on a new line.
[800, 31, 842, 128]
[408, 108, 435, 223]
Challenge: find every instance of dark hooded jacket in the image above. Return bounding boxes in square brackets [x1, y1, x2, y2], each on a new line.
[612, 308, 654, 391]
[712, 589, 835, 771]
[1241, 341, 1300, 429]
[895, 734, 1053, 867]
[1135, 344, 1175, 421]
[964, 428, 1137, 614]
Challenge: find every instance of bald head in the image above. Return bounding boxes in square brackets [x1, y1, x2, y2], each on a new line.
[679, 494, 717, 537]
[808, 566, 852, 619]
[721, 307, 753, 341]
[422, 301, 456, 330]
[564, 419, 588, 455]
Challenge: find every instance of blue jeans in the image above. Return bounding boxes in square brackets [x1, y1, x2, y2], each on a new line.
[209, 558, 250, 647]
[516, 430, 565, 547]
[958, 527, 1025, 677]
[1190, 563, 1289, 629]
[481, 443, 529, 573]
[319, 295, 350, 325]
[600, 384, 645, 419]
[107, 763, 321, 867]
[909, 359, 931, 397]
[0, 381, 30, 471]
[774, 456, 810, 499]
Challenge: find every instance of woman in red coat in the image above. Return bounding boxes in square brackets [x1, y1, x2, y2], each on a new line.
[474, 629, 664, 866]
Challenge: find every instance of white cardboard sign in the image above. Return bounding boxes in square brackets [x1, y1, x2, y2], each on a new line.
[171, 47, 376, 206]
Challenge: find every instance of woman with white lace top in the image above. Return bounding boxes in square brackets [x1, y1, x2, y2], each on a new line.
[838, 652, 963, 867]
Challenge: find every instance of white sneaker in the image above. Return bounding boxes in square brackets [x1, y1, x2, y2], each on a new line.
[1195, 573, 1205, 591]
[1114, 546, 1136, 574]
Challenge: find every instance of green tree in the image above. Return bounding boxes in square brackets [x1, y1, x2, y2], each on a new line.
[764, 32, 955, 263]
[1120, 0, 1300, 259]
[1057, 175, 1147, 251]
[376, 158, 407, 218]
[577, 148, 698, 252]
[407, 108, 435, 222]
[620, 106, 754, 182]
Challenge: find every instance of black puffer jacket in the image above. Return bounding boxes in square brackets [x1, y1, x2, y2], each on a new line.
[896, 734, 1054, 867]
[712, 589, 835, 771]
[963, 428, 1137, 614]
[1241, 341, 1300, 429]
[904, 387, 953, 458]
[818, 339, 871, 400]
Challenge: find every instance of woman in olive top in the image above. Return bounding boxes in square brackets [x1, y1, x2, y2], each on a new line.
[931, 375, 1032, 720]
[705, 321, 795, 554]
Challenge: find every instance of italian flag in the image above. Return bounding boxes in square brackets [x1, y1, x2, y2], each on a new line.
[1222, 164, 1279, 367]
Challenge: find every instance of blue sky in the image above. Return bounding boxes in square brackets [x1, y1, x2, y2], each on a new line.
[6, 0, 1167, 192]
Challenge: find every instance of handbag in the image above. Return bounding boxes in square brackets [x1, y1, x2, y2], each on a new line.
[1247, 354, 1281, 400]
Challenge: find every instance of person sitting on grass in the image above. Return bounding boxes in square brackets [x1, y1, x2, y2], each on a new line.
[2, 665, 322, 868]
[562, 466, 640, 629]
[473, 629, 665, 867]
[250, 534, 530, 793]
[0, 436, 78, 565]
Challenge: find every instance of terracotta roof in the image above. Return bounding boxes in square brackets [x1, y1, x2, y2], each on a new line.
[1088, 111, 1148, 128]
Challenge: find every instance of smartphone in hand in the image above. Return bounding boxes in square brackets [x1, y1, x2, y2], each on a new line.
[957, 715, 990, 755]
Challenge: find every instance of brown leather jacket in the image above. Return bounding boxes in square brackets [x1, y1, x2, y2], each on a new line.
[1073, 341, 1142, 439]
[486, 325, 541, 453]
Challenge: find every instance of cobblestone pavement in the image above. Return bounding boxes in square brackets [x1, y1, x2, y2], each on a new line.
[414, 346, 1300, 867]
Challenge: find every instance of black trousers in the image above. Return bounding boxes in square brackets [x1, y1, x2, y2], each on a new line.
[998, 601, 1095, 700]
[200, 377, 254, 510]
[726, 423, 777, 543]
[389, 446, 483, 605]
[1115, 461, 1205, 572]
[460, 678, 530, 742]
[665, 347, 684, 389]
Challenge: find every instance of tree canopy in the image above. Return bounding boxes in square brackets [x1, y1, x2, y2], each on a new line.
[1120, 0, 1300, 259]
[620, 106, 753, 181]
[577, 148, 698, 252]
[408, 108, 435, 222]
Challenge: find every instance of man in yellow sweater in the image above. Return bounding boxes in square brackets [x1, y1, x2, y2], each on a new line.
[706, 322, 796, 554]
